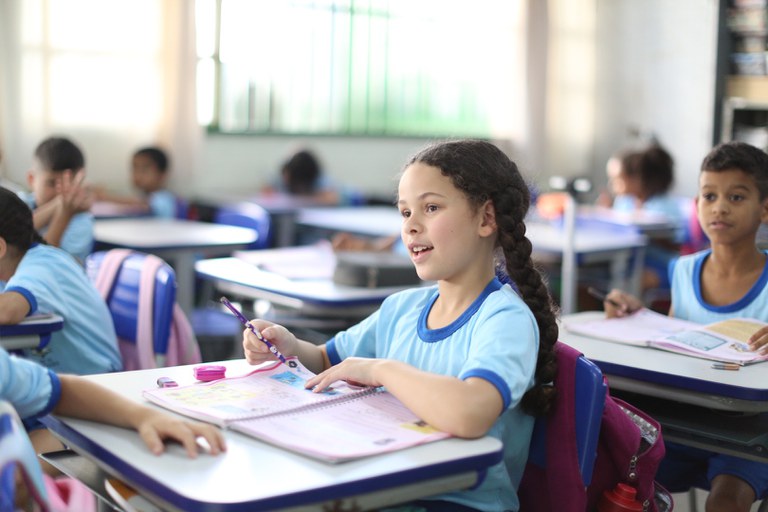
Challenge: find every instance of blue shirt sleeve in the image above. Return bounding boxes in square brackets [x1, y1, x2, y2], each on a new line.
[0, 347, 61, 419]
[59, 212, 94, 263]
[148, 190, 178, 219]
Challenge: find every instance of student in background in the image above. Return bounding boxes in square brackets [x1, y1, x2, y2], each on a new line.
[94, 146, 179, 218]
[0, 186, 121, 376]
[604, 141, 768, 512]
[21, 136, 94, 263]
[3, 345, 225, 507]
[262, 148, 347, 205]
[243, 139, 559, 511]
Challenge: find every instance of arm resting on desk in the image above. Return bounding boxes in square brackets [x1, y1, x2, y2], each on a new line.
[0, 291, 31, 324]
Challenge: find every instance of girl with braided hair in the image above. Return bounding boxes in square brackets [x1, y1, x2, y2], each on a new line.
[242, 139, 558, 511]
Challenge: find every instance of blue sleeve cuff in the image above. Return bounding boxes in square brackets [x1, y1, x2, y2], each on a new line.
[461, 368, 512, 411]
[5, 285, 37, 314]
[22, 370, 61, 431]
[326, 338, 342, 366]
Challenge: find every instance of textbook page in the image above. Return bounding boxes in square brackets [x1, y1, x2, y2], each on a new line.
[142, 358, 370, 427]
[562, 309, 699, 345]
[233, 389, 450, 463]
[651, 318, 768, 365]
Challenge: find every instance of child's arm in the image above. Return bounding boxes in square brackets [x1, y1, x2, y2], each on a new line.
[748, 325, 768, 354]
[603, 289, 643, 318]
[92, 186, 150, 208]
[54, 374, 226, 457]
[242, 320, 329, 374]
[0, 291, 31, 324]
[305, 358, 502, 438]
[43, 171, 93, 248]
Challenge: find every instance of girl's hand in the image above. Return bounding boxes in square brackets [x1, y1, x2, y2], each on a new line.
[242, 320, 296, 365]
[604, 289, 643, 318]
[135, 410, 226, 458]
[304, 357, 382, 393]
[748, 325, 768, 354]
[56, 170, 93, 215]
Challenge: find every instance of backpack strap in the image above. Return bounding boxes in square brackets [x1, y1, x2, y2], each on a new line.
[93, 249, 134, 299]
[137, 254, 164, 369]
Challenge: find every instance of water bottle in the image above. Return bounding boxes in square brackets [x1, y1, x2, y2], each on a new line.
[597, 483, 644, 512]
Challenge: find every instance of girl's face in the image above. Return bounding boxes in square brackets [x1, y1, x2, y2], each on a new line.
[397, 163, 495, 284]
[697, 169, 768, 246]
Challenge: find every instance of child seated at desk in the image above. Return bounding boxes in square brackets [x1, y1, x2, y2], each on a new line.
[0, 186, 122, 376]
[93, 146, 180, 219]
[603, 141, 768, 512]
[20, 136, 94, 263]
[2, 345, 225, 509]
[243, 139, 559, 512]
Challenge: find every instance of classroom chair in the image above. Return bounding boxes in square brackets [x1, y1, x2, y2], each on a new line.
[87, 249, 201, 369]
[518, 341, 608, 511]
[0, 400, 50, 512]
[214, 202, 272, 249]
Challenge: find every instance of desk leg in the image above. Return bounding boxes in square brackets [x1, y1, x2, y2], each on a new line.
[173, 253, 195, 316]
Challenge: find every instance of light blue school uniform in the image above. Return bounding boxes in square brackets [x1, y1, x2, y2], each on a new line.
[658, 249, 768, 498]
[4, 244, 121, 375]
[0, 347, 61, 420]
[327, 278, 539, 512]
[19, 191, 94, 263]
[147, 189, 178, 219]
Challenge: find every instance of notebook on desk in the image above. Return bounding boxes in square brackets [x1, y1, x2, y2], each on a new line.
[563, 309, 768, 365]
[143, 358, 449, 463]
[234, 243, 336, 279]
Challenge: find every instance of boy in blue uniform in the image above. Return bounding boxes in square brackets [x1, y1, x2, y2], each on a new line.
[22, 136, 94, 263]
[605, 141, 768, 512]
[0, 186, 121, 375]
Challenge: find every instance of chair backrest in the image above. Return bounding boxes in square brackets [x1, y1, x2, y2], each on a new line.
[0, 401, 50, 512]
[86, 250, 176, 359]
[519, 342, 607, 511]
[214, 202, 272, 249]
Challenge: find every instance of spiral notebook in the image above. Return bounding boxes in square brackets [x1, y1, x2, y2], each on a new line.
[142, 358, 449, 463]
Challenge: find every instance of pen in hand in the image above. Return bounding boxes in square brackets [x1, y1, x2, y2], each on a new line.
[587, 287, 628, 311]
[219, 296, 288, 364]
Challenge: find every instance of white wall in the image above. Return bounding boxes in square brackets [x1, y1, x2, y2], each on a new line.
[591, 0, 719, 198]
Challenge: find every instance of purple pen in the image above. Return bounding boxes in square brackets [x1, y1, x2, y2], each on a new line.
[219, 296, 287, 364]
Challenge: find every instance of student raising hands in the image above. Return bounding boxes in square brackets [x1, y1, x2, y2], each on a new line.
[243, 139, 558, 512]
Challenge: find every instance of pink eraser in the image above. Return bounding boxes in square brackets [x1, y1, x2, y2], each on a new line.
[193, 365, 227, 382]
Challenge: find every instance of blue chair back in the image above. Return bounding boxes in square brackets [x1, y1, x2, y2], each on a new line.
[214, 202, 272, 249]
[0, 401, 50, 512]
[526, 346, 607, 486]
[86, 250, 176, 357]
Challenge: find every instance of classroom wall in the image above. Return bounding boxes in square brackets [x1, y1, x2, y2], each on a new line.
[591, 0, 719, 199]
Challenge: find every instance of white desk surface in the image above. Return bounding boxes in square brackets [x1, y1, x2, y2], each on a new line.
[94, 218, 258, 314]
[297, 206, 401, 238]
[0, 314, 64, 350]
[560, 311, 768, 412]
[195, 253, 416, 318]
[43, 360, 503, 512]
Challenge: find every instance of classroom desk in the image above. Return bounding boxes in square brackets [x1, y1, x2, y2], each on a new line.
[0, 314, 64, 351]
[195, 248, 416, 319]
[90, 201, 149, 219]
[93, 219, 258, 314]
[559, 311, 768, 463]
[41, 360, 503, 512]
[297, 206, 400, 238]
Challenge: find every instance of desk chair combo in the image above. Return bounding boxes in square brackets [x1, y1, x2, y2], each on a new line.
[87, 249, 201, 370]
[187, 203, 274, 360]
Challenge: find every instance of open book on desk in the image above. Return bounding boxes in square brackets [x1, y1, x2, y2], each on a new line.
[563, 309, 768, 365]
[143, 358, 449, 463]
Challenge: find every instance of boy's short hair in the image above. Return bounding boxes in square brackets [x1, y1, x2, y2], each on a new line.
[134, 146, 169, 174]
[701, 141, 768, 200]
[34, 136, 85, 173]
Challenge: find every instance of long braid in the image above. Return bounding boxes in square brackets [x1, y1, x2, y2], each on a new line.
[409, 139, 559, 416]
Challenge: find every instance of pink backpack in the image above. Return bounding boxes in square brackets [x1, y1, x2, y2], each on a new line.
[92, 249, 201, 370]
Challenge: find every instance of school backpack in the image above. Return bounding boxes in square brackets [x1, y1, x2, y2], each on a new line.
[518, 342, 671, 512]
[91, 249, 201, 370]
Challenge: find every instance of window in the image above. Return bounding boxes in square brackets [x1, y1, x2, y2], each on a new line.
[196, 0, 522, 137]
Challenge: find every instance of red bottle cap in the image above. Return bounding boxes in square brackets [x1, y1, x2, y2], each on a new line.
[597, 483, 644, 512]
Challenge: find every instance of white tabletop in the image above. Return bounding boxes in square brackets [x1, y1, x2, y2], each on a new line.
[43, 360, 503, 512]
[297, 206, 401, 238]
[94, 218, 258, 314]
[195, 253, 417, 318]
[0, 314, 64, 350]
[560, 311, 768, 412]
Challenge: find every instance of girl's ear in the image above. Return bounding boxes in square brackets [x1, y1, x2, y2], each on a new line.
[760, 196, 768, 224]
[478, 200, 497, 237]
[0, 237, 6, 259]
